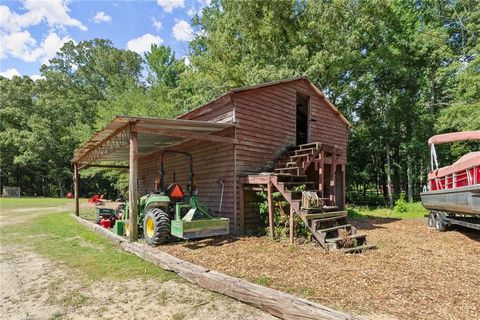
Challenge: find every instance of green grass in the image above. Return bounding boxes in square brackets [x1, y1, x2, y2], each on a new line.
[347, 202, 428, 220]
[0, 204, 176, 282]
[0, 197, 74, 210]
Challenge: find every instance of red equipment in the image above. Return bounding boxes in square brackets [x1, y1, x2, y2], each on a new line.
[100, 218, 111, 228]
[88, 194, 105, 206]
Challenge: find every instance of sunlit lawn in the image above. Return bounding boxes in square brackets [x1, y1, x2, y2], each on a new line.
[0, 197, 74, 210]
[0, 198, 176, 282]
[347, 202, 428, 220]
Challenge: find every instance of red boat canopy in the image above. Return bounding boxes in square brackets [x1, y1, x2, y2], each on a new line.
[429, 151, 480, 179]
[428, 131, 480, 145]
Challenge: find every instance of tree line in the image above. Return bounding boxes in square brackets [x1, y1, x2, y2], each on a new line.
[1, 0, 479, 204]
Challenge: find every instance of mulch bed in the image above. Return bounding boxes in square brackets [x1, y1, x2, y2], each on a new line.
[159, 217, 480, 319]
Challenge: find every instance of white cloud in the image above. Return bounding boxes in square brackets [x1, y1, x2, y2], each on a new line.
[151, 18, 162, 31]
[187, 7, 197, 17]
[0, 31, 71, 63]
[0, 0, 86, 33]
[32, 32, 72, 64]
[0, 68, 21, 79]
[30, 74, 45, 81]
[127, 34, 163, 54]
[93, 11, 111, 24]
[157, 0, 184, 13]
[172, 20, 194, 41]
[0, 30, 37, 61]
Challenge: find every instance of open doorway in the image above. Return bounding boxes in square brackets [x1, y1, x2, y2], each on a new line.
[296, 93, 310, 145]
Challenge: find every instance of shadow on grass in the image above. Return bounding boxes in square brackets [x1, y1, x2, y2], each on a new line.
[347, 208, 403, 230]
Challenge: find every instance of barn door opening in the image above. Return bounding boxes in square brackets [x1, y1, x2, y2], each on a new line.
[296, 93, 310, 145]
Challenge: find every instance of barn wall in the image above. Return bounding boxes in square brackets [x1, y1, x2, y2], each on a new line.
[178, 94, 234, 123]
[234, 79, 349, 175]
[137, 128, 236, 231]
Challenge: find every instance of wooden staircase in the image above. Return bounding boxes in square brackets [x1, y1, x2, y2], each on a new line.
[271, 142, 376, 253]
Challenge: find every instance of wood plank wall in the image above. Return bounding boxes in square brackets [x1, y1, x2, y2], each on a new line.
[178, 94, 234, 123]
[137, 128, 236, 231]
[234, 79, 349, 175]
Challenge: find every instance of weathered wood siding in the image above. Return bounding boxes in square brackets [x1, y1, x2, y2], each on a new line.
[137, 128, 236, 231]
[234, 79, 349, 175]
[178, 94, 234, 123]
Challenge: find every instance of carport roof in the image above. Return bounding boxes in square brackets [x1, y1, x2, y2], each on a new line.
[73, 116, 235, 168]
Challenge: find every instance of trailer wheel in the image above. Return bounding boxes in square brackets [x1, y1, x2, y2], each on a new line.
[143, 208, 170, 245]
[427, 212, 436, 228]
[435, 213, 446, 232]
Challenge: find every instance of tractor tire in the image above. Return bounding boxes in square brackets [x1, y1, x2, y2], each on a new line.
[143, 208, 170, 245]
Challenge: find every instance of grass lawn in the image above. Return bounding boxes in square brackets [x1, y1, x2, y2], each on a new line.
[0, 200, 176, 282]
[347, 201, 428, 220]
[0, 197, 74, 210]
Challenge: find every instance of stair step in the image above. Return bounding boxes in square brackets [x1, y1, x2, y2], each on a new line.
[304, 211, 347, 220]
[301, 205, 338, 213]
[275, 167, 300, 172]
[341, 244, 377, 253]
[290, 154, 311, 160]
[274, 174, 307, 181]
[325, 233, 367, 243]
[317, 224, 351, 234]
[279, 181, 314, 186]
[322, 205, 339, 212]
[310, 214, 347, 224]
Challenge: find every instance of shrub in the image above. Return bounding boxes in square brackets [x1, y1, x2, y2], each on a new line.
[257, 185, 310, 240]
[393, 193, 408, 213]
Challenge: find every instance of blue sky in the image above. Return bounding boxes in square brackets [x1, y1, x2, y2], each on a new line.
[0, 0, 208, 79]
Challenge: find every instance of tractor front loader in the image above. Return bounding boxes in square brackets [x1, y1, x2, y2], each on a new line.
[118, 150, 229, 245]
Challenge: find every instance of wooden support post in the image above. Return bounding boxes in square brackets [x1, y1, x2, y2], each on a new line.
[73, 163, 79, 216]
[289, 207, 294, 245]
[267, 180, 275, 239]
[330, 153, 337, 206]
[342, 163, 346, 210]
[318, 150, 324, 198]
[128, 129, 139, 242]
[239, 181, 245, 235]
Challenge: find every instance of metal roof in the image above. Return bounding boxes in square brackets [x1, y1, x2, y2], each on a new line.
[73, 116, 235, 166]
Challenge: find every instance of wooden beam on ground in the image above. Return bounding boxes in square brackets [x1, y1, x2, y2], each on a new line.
[128, 128, 139, 242]
[72, 215, 354, 320]
[73, 163, 79, 216]
[267, 180, 275, 239]
[132, 125, 238, 145]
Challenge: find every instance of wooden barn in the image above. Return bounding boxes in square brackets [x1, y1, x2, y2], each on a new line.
[73, 77, 372, 251]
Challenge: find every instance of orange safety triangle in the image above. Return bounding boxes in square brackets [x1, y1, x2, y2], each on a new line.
[170, 185, 184, 199]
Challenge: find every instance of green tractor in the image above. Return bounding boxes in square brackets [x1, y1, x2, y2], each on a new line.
[119, 150, 229, 245]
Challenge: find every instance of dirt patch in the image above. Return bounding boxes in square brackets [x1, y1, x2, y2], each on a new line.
[0, 244, 277, 320]
[159, 218, 480, 320]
